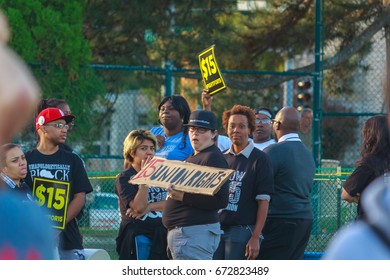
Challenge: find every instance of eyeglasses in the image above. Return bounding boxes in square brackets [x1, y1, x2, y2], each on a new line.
[45, 123, 70, 130]
[271, 119, 281, 124]
[255, 119, 272, 125]
[189, 127, 209, 134]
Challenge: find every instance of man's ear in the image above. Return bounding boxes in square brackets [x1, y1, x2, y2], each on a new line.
[275, 121, 282, 131]
[211, 130, 218, 141]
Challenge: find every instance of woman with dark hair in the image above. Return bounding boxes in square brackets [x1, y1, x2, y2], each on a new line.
[214, 105, 274, 260]
[151, 95, 193, 160]
[37, 98, 71, 114]
[342, 115, 390, 219]
[115, 129, 168, 260]
[0, 143, 30, 199]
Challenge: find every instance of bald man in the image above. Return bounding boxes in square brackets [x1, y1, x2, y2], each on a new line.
[258, 106, 315, 260]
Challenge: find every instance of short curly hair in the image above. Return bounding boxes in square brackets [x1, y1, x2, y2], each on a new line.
[222, 105, 256, 135]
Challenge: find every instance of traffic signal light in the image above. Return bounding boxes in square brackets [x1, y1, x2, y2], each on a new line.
[295, 80, 312, 111]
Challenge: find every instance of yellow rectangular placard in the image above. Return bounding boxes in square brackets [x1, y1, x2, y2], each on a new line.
[32, 178, 70, 230]
[198, 45, 226, 95]
[129, 157, 234, 196]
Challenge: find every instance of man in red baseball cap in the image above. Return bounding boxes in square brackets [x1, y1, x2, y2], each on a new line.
[25, 107, 92, 260]
[35, 107, 75, 132]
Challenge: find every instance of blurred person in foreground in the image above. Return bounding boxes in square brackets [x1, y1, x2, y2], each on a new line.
[341, 115, 390, 220]
[115, 129, 168, 260]
[0, 11, 39, 145]
[0, 193, 56, 259]
[151, 95, 193, 161]
[252, 107, 276, 150]
[25, 108, 93, 260]
[258, 106, 315, 260]
[0, 10, 56, 259]
[324, 173, 390, 259]
[163, 110, 229, 260]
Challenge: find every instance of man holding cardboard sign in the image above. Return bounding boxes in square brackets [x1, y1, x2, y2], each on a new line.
[163, 110, 230, 260]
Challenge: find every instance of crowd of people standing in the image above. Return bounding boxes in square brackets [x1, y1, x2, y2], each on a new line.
[0, 84, 322, 260]
[2, 6, 390, 262]
[2, 87, 389, 261]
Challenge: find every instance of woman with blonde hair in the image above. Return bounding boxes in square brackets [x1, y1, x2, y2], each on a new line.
[115, 129, 168, 259]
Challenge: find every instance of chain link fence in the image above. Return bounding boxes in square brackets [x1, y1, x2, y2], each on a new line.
[78, 163, 357, 260]
[17, 24, 386, 260]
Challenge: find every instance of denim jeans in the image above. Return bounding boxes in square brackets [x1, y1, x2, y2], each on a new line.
[214, 225, 261, 260]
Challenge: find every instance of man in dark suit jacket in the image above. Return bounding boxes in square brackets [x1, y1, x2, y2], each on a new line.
[258, 106, 316, 260]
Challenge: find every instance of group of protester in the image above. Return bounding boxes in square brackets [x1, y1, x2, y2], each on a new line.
[0, 8, 316, 261]
[2, 8, 390, 261]
[0, 84, 317, 261]
[1, 98, 92, 260]
[114, 91, 316, 260]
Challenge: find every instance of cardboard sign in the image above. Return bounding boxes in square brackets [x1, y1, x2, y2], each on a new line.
[198, 45, 226, 95]
[129, 157, 234, 196]
[32, 178, 70, 229]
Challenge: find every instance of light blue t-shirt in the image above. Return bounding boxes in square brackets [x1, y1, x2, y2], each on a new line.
[150, 127, 193, 161]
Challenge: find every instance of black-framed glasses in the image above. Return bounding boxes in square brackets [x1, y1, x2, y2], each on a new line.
[255, 119, 272, 125]
[45, 123, 70, 130]
[188, 127, 209, 134]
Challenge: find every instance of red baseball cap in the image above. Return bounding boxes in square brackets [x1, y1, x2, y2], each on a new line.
[35, 107, 75, 131]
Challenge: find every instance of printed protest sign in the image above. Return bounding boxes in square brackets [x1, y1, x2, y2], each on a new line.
[32, 178, 70, 229]
[129, 157, 234, 196]
[198, 45, 226, 95]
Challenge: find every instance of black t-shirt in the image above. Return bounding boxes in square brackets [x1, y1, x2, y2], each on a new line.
[343, 162, 382, 218]
[25, 149, 93, 250]
[115, 166, 167, 227]
[220, 145, 274, 226]
[163, 145, 229, 229]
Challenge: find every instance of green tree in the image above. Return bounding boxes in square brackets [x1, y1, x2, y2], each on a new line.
[0, 0, 106, 152]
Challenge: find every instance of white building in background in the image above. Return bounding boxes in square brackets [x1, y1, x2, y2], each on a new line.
[237, 0, 266, 11]
[89, 90, 155, 172]
[110, 90, 155, 154]
[338, 31, 387, 166]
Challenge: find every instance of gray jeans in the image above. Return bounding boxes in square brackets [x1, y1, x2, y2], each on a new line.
[167, 223, 223, 260]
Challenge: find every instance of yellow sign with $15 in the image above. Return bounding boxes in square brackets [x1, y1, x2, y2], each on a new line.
[198, 45, 226, 95]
